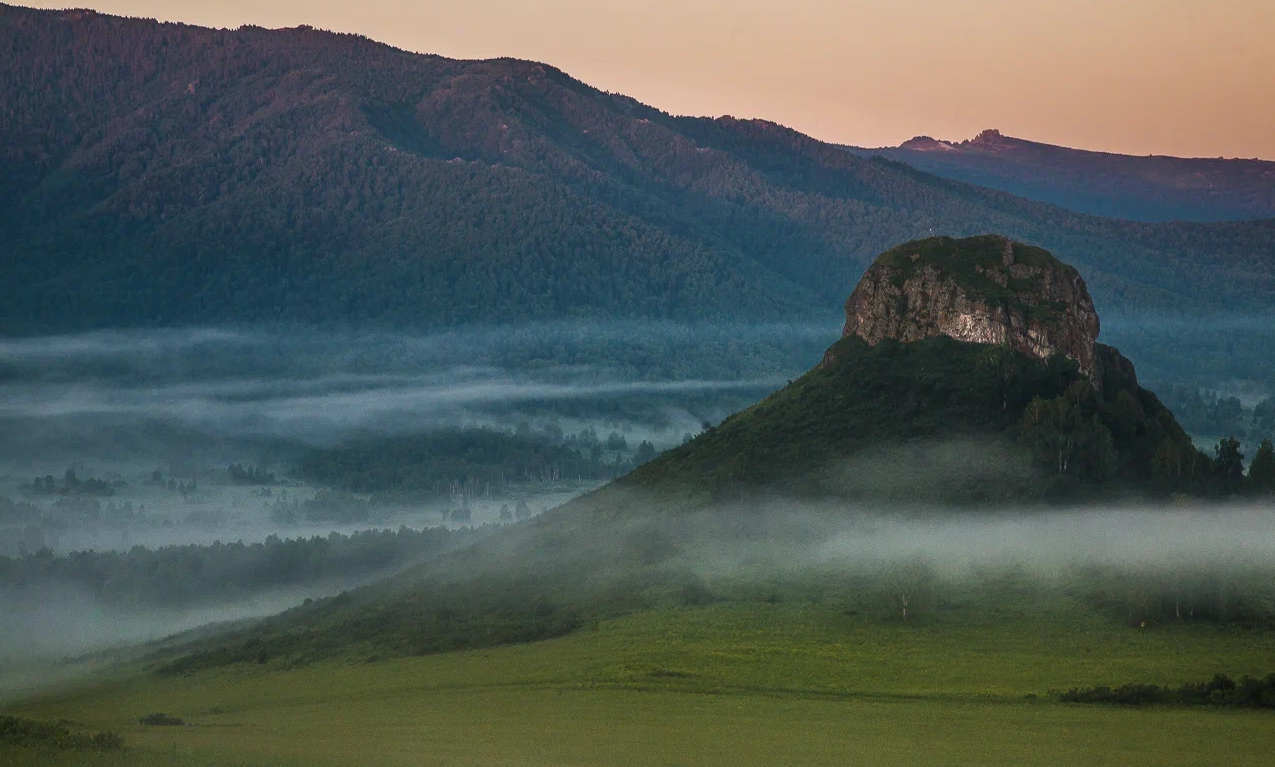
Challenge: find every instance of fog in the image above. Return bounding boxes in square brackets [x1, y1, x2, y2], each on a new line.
[0, 577, 370, 663]
[683, 504, 1275, 579]
[0, 322, 830, 692]
[0, 322, 831, 559]
[0, 323, 831, 459]
[6, 491, 1275, 700]
[4, 321, 1274, 700]
[0, 571, 401, 701]
[0, 369, 779, 445]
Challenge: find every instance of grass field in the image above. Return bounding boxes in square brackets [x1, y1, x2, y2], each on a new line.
[5, 600, 1275, 766]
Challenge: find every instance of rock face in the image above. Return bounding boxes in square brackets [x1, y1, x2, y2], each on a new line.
[831, 235, 1103, 384]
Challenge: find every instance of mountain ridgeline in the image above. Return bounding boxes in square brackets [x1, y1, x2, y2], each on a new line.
[623, 236, 1214, 504]
[848, 129, 1275, 223]
[2, 5, 1275, 333]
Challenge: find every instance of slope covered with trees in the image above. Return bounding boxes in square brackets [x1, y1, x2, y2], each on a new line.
[621, 237, 1254, 505]
[2, 5, 1274, 333]
[620, 336, 1214, 504]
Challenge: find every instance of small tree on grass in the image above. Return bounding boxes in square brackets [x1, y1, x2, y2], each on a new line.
[1214, 437, 1245, 495]
[883, 556, 935, 622]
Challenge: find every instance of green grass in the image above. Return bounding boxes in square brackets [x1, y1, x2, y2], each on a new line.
[6, 602, 1275, 766]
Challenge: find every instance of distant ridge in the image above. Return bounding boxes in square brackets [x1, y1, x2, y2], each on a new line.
[1, 5, 1273, 332]
[849, 130, 1275, 222]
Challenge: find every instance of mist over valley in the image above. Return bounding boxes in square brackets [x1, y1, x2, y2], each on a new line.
[2, 4, 1274, 766]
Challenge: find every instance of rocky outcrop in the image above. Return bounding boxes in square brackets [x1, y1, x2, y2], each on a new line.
[830, 235, 1103, 384]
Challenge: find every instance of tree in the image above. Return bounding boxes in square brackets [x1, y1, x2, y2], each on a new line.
[1255, 398, 1275, 435]
[1152, 435, 1211, 495]
[883, 556, 935, 622]
[1020, 382, 1115, 482]
[635, 440, 657, 465]
[1214, 437, 1245, 495]
[980, 346, 1020, 410]
[1249, 439, 1275, 494]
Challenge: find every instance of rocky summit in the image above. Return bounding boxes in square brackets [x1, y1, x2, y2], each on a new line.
[832, 235, 1102, 384]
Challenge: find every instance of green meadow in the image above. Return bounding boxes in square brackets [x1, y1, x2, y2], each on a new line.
[6, 601, 1275, 766]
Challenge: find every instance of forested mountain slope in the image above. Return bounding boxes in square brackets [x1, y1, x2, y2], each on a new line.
[849, 130, 1275, 223]
[2, 5, 1274, 332]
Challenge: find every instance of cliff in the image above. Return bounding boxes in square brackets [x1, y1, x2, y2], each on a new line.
[830, 235, 1102, 384]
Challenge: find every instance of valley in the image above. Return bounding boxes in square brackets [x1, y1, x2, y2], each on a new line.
[2, 4, 1273, 765]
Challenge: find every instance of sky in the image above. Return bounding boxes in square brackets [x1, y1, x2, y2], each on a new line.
[23, 0, 1275, 159]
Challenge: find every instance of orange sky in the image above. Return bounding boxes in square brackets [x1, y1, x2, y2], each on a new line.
[24, 0, 1275, 159]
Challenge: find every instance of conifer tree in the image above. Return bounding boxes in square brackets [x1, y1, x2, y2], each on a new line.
[1249, 439, 1275, 494]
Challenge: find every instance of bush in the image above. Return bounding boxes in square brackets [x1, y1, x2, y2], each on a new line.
[138, 713, 185, 726]
[1056, 673, 1275, 709]
[0, 715, 124, 751]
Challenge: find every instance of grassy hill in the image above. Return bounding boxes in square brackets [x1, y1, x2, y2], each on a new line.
[3, 5, 1275, 333]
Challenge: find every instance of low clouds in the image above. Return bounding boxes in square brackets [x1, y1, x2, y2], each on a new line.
[0, 323, 829, 458]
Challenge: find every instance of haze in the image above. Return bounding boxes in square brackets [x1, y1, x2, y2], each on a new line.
[9, 503, 1275, 693]
[0, 324, 829, 459]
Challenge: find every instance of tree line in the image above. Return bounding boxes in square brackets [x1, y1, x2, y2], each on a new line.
[0, 526, 479, 610]
[1020, 380, 1275, 497]
[293, 427, 662, 497]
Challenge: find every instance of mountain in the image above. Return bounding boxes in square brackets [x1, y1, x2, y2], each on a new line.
[848, 130, 1275, 223]
[2, 5, 1274, 334]
[837, 235, 1102, 382]
[150, 236, 1221, 673]
[623, 236, 1210, 504]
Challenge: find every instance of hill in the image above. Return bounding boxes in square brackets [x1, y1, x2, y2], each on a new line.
[129, 237, 1262, 674]
[2, 5, 1275, 333]
[624, 236, 1211, 504]
[849, 129, 1275, 222]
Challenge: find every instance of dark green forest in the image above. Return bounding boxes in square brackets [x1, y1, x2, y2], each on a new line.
[294, 426, 661, 496]
[2, 4, 1273, 334]
[623, 337, 1275, 504]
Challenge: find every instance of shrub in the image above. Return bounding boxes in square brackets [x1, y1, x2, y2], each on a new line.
[1056, 673, 1275, 709]
[0, 715, 124, 751]
[138, 713, 185, 726]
